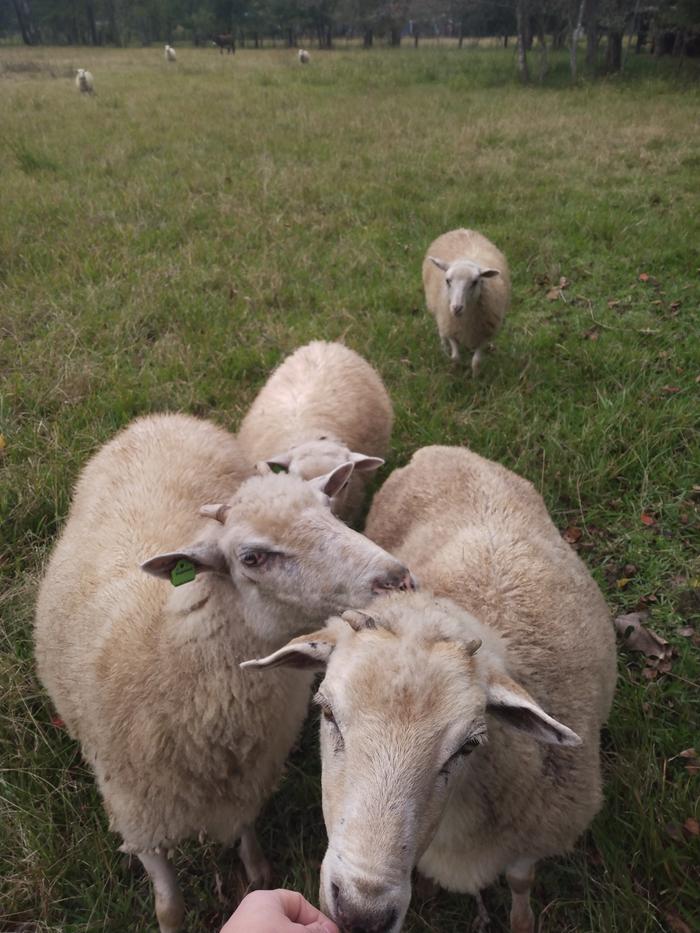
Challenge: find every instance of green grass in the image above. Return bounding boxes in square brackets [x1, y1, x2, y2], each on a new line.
[1, 43, 699, 933]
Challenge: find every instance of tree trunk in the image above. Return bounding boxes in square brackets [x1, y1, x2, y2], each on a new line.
[12, 0, 41, 44]
[458, 24, 464, 48]
[585, 0, 598, 69]
[414, 28, 419, 48]
[607, 30, 622, 70]
[516, 0, 530, 82]
[363, 27, 373, 47]
[85, 0, 99, 44]
[504, 34, 508, 47]
[536, 16, 548, 81]
[390, 26, 401, 46]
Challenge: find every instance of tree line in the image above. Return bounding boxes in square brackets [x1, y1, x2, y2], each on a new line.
[5, 0, 700, 78]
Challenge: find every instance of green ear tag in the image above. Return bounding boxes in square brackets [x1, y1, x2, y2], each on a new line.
[269, 463, 287, 474]
[170, 559, 196, 587]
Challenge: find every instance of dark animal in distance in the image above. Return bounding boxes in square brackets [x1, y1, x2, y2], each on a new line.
[211, 34, 235, 54]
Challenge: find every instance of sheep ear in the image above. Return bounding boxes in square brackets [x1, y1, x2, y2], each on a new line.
[199, 503, 230, 523]
[350, 452, 384, 473]
[308, 461, 354, 499]
[265, 452, 292, 474]
[141, 542, 227, 579]
[485, 673, 581, 747]
[241, 629, 337, 671]
[479, 268, 500, 279]
[428, 256, 449, 272]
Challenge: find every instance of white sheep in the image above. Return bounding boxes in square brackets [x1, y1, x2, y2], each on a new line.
[246, 445, 616, 933]
[164, 44, 177, 62]
[75, 68, 94, 94]
[237, 341, 393, 521]
[298, 48, 310, 63]
[423, 228, 511, 377]
[34, 412, 412, 933]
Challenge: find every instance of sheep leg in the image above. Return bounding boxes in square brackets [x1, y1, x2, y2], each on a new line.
[471, 890, 490, 932]
[239, 824, 272, 889]
[506, 858, 536, 933]
[441, 336, 460, 362]
[138, 851, 185, 933]
[471, 347, 483, 378]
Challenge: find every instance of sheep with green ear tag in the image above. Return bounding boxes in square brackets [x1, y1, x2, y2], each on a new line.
[34, 412, 413, 933]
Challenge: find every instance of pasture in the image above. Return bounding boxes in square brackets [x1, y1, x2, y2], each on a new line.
[1, 42, 699, 933]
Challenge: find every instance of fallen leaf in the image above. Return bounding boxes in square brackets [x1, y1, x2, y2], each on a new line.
[665, 910, 691, 933]
[669, 300, 681, 312]
[641, 512, 656, 526]
[617, 578, 631, 589]
[639, 272, 650, 282]
[679, 748, 697, 759]
[559, 276, 570, 288]
[562, 526, 582, 544]
[546, 287, 562, 301]
[661, 385, 680, 394]
[614, 612, 672, 660]
[624, 563, 637, 576]
[678, 626, 694, 638]
[583, 327, 600, 341]
[683, 818, 699, 837]
[607, 299, 620, 309]
[0, 434, 5, 455]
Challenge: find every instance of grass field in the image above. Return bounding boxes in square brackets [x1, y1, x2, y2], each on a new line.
[1, 42, 699, 933]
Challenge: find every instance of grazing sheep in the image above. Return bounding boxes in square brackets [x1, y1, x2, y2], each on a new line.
[75, 68, 94, 94]
[164, 44, 177, 62]
[34, 413, 412, 933]
[237, 342, 393, 521]
[298, 48, 310, 63]
[246, 445, 616, 933]
[211, 33, 235, 54]
[423, 228, 511, 377]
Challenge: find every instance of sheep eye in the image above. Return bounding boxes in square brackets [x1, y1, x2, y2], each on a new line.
[322, 707, 337, 727]
[240, 550, 269, 568]
[439, 735, 484, 775]
[445, 278, 452, 287]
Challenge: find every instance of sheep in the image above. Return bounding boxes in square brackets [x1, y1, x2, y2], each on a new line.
[75, 68, 94, 94]
[245, 445, 616, 933]
[298, 48, 310, 63]
[34, 412, 413, 933]
[423, 228, 511, 377]
[164, 44, 177, 62]
[236, 341, 393, 522]
[211, 33, 235, 54]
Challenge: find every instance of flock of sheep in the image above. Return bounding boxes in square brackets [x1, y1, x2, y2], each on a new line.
[35, 226, 615, 933]
[74, 43, 311, 95]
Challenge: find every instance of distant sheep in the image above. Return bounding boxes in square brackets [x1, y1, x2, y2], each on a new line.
[212, 33, 235, 54]
[164, 44, 176, 62]
[298, 48, 310, 63]
[34, 413, 411, 933]
[247, 444, 616, 933]
[237, 341, 393, 521]
[423, 228, 511, 377]
[75, 68, 94, 94]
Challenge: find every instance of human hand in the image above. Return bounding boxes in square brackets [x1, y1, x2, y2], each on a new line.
[220, 888, 339, 933]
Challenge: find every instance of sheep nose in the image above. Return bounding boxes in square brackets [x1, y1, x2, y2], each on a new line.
[371, 568, 415, 594]
[333, 884, 398, 933]
[451, 304, 463, 316]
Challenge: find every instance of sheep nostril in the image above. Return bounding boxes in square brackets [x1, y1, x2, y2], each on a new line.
[372, 568, 415, 594]
[398, 571, 416, 592]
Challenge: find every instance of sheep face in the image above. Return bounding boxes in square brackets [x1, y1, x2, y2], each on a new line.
[243, 592, 579, 932]
[261, 438, 383, 516]
[428, 257, 499, 318]
[142, 469, 412, 638]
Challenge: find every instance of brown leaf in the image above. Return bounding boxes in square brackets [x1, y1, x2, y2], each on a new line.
[640, 512, 656, 526]
[679, 748, 697, 759]
[546, 286, 562, 301]
[678, 626, 695, 638]
[583, 327, 600, 341]
[683, 818, 700, 837]
[562, 526, 582, 544]
[639, 272, 650, 282]
[607, 299, 620, 309]
[661, 385, 680, 394]
[614, 612, 672, 660]
[558, 276, 570, 288]
[665, 910, 691, 933]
